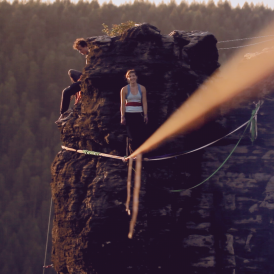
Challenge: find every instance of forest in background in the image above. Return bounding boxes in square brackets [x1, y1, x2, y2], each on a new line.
[0, 0, 273, 273]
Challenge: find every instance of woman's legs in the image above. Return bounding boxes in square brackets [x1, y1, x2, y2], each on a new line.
[56, 71, 82, 123]
[68, 69, 82, 83]
[125, 112, 146, 152]
[60, 82, 81, 114]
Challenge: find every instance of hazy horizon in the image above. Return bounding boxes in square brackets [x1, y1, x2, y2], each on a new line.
[68, 0, 274, 9]
[9, 0, 273, 9]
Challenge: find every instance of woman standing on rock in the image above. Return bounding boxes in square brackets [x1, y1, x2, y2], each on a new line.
[120, 69, 148, 153]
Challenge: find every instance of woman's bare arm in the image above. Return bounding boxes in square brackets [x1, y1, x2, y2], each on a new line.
[142, 86, 148, 124]
[120, 87, 126, 125]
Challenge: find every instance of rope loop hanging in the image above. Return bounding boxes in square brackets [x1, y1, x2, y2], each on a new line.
[126, 158, 133, 215]
[128, 154, 142, 239]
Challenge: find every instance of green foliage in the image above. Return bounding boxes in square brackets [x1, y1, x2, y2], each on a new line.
[102, 20, 136, 36]
[0, 0, 273, 273]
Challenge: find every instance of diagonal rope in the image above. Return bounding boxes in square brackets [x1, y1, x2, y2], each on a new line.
[43, 197, 53, 274]
[218, 38, 274, 50]
[170, 102, 261, 192]
[218, 34, 274, 43]
[171, 121, 249, 192]
[144, 118, 250, 161]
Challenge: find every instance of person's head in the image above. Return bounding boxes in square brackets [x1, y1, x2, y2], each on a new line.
[126, 69, 137, 84]
[73, 38, 89, 55]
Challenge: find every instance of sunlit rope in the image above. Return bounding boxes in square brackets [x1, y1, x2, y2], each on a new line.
[218, 37, 274, 50]
[43, 198, 53, 274]
[218, 34, 274, 43]
[128, 20, 274, 160]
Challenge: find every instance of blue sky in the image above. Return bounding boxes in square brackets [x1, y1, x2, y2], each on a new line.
[95, 0, 274, 9]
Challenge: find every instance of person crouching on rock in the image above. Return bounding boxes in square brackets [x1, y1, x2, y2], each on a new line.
[120, 69, 148, 153]
[55, 38, 89, 124]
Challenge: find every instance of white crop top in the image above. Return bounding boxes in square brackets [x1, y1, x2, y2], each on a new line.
[125, 84, 143, 113]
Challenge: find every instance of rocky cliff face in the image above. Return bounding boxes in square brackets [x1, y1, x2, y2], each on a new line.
[51, 24, 274, 274]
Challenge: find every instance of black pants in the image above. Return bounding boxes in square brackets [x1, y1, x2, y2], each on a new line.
[125, 112, 147, 152]
[69, 69, 82, 83]
[60, 69, 82, 114]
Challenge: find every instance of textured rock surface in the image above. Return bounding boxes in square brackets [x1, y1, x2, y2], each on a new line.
[51, 24, 274, 274]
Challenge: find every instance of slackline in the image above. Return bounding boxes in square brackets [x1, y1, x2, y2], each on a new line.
[61, 146, 126, 160]
[61, 102, 261, 162]
[61, 119, 253, 161]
